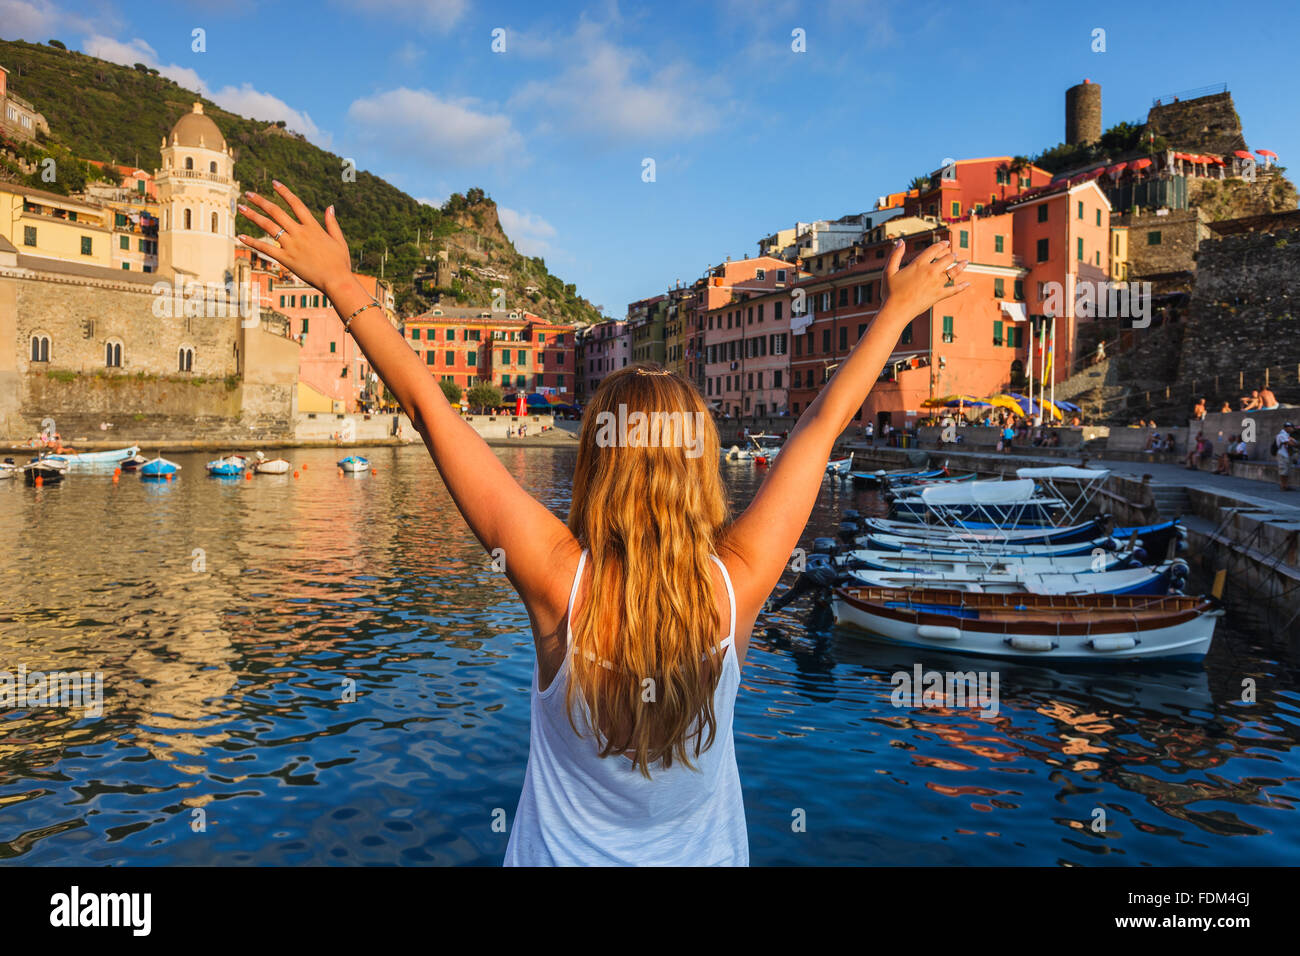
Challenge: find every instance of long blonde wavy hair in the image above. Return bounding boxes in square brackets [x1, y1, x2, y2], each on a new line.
[565, 362, 731, 777]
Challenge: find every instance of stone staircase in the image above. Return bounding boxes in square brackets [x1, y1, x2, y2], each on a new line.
[1147, 482, 1193, 520]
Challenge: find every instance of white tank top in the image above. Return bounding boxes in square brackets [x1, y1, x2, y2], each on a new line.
[504, 549, 748, 866]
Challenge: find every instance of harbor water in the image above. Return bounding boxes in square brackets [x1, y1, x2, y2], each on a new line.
[1, 445, 1297, 865]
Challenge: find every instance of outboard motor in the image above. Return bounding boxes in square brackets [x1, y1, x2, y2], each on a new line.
[837, 521, 860, 545]
[766, 561, 847, 613]
[842, 509, 860, 523]
[811, 537, 838, 557]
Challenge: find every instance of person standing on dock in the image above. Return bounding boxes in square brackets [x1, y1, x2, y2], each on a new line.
[235, 183, 970, 865]
[1277, 427, 1297, 492]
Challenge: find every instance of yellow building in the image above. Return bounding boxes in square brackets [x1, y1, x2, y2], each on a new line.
[1109, 226, 1129, 281]
[0, 183, 113, 269]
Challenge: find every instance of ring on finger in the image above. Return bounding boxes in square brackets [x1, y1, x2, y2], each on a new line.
[273, 227, 286, 242]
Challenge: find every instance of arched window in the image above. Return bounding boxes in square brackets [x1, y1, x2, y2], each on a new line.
[209, 161, 217, 174]
[30, 334, 50, 362]
[105, 340, 123, 368]
[183, 208, 192, 230]
[185, 156, 194, 170]
[178, 346, 194, 372]
[211, 211, 219, 232]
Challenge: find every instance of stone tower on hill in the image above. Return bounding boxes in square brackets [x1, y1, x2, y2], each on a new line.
[1065, 79, 1102, 146]
[155, 102, 240, 286]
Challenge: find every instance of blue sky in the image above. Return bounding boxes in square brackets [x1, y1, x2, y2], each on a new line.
[4, 0, 1298, 315]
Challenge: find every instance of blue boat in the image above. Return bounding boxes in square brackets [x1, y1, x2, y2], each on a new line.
[139, 456, 181, 479]
[206, 455, 246, 477]
[338, 455, 370, 474]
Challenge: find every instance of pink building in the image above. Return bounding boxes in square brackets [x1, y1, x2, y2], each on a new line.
[699, 256, 796, 418]
[577, 319, 629, 401]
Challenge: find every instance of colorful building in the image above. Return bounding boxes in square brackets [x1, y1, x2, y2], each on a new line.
[699, 256, 798, 418]
[0, 65, 49, 143]
[0, 183, 113, 269]
[577, 319, 629, 401]
[404, 306, 575, 403]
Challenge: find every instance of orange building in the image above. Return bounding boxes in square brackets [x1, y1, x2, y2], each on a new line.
[786, 172, 1111, 431]
[905, 157, 1053, 222]
[404, 307, 575, 401]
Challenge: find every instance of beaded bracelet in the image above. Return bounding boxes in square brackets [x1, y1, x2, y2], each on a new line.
[342, 299, 381, 332]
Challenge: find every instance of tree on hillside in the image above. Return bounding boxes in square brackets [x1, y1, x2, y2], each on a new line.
[467, 382, 502, 413]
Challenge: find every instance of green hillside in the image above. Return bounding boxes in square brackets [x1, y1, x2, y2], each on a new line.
[0, 38, 601, 324]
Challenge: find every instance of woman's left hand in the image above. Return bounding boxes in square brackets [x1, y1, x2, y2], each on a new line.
[237, 182, 354, 297]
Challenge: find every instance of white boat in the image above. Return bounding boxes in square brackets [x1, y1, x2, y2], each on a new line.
[253, 451, 290, 475]
[338, 455, 370, 473]
[832, 586, 1222, 661]
[723, 444, 754, 461]
[44, 445, 140, 467]
[23, 459, 65, 484]
[843, 546, 1140, 576]
[843, 559, 1188, 596]
[826, 452, 854, 477]
[0, 459, 16, 479]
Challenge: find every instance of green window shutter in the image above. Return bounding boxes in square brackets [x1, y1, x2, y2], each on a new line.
[959, 230, 968, 249]
[994, 234, 1004, 253]
[1077, 237, 1084, 260]
[994, 278, 1004, 297]
[993, 320, 1003, 346]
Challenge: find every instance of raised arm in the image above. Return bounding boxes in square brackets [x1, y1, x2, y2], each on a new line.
[720, 239, 970, 634]
[238, 183, 577, 624]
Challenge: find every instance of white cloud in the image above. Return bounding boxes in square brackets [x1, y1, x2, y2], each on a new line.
[416, 195, 446, 209]
[0, 0, 93, 40]
[498, 206, 557, 257]
[329, 0, 467, 32]
[81, 34, 325, 145]
[209, 83, 323, 142]
[509, 21, 719, 143]
[347, 88, 524, 167]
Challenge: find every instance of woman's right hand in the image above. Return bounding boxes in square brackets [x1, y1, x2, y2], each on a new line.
[237, 181, 355, 298]
[882, 238, 971, 317]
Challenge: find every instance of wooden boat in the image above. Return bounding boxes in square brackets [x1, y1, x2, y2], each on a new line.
[23, 459, 65, 484]
[832, 586, 1222, 661]
[44, 445, 140, 467]
[253, 452, 290, 474]
[843, 559, 1189, 597]
[139, 457, 181, 479]
[338, 455, 370, 473]
[120, 454, 148, 472]
[0, 458, 18, 479]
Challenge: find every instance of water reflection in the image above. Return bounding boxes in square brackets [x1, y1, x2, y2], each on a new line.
[0, 447, 1296, 866]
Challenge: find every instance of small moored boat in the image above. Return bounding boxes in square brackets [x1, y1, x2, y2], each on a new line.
[44, 445, 141, 468]
[253, 451, 290, 475]
[139, 457, 181, 479]
[338, 455, 370, 473]
[206, 456, 246, 477]
[825, 452, 854, 478]
[832, 586, 1222, 661]
[23, 459, 66, 484]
